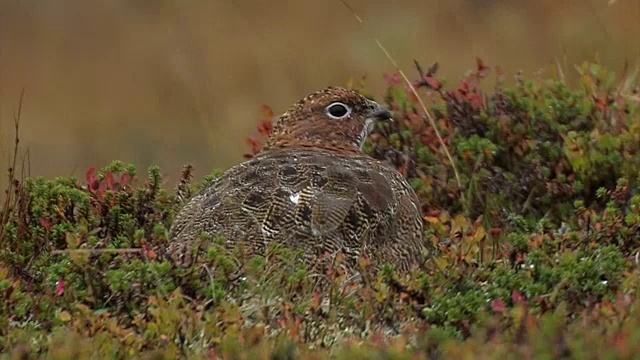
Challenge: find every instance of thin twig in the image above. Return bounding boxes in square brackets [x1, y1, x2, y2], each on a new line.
[51, 248, 144, 255]
[0, 90, 25, 243]
[338, 0, 464, 206]
[11, 90, 24, 181]
[554, 57, 566, 84]
[625, 94, 640, 103]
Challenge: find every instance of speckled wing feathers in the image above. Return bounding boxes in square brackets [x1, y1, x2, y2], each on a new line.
[169, 148, 424, 271]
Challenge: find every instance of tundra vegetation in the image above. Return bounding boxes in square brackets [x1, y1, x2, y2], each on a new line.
[1, 59, 640, 359]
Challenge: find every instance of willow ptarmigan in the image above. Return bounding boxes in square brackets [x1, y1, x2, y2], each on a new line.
[169, 87, 425, 276]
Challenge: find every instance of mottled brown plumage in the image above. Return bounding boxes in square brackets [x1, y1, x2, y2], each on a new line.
[169, 87, 425, 277]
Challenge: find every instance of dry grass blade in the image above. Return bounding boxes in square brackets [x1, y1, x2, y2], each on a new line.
[0, 90, 25, 245]
[338, 0, 464, 208]
[617, 62, 639, 96]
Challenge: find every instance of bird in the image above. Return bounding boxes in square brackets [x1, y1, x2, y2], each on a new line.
[169, 86, 425, 280]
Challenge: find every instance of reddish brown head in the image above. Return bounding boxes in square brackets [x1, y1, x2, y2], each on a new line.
[262, 87, 392, 154]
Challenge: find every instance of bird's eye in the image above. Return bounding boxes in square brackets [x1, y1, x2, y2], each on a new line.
[325, 102, 351, 119]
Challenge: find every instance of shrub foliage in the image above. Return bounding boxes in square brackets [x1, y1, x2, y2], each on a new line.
[2, 59, 640, 358]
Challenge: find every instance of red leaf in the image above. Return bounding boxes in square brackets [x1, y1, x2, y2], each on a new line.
[476, 57, 490, 78]
[97, 181, 106, 196]
[261, 104, 274, 119]
[89, 179, 101, 192]
[461, 75, 480, 93]
[245, 137, 264, 157]
[423, 76, 442, 90]
[512, 289, 526, 304]
[593, 95, 607, 111]
[120, 173, 132, 187]
[55, 278, 65, 296]
[85, 167, 97, 185]
[246, 137, 260, 147]
[39, 217, 50, 230]
[384, 72, 403, 85]
[459, 79, 470, 93]
[104, 172, 115, 190]
[257, 119, 273, 137]
[310, 292, 322, 309]
[467, 93, 484, 110]
[142, 243, 157, 260]
[491, 299, 506, 313]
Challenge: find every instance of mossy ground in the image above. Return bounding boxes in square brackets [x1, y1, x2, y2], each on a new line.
[2, 59, 640, 359]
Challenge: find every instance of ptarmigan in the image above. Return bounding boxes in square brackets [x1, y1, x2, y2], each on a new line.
[169, 87, 425, 278]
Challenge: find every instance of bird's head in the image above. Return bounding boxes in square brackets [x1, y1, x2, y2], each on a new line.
[262, 87, 393, 154]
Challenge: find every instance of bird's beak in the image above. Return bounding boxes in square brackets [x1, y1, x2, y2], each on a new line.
[367, 101, 393, 122]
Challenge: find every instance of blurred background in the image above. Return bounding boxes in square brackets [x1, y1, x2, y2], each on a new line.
[0, 0, 639, 186]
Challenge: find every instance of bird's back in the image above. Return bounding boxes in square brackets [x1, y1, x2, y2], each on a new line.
[169, 147, 425, 272]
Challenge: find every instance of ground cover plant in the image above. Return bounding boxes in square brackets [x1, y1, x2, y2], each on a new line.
[1, 58, 640, 359]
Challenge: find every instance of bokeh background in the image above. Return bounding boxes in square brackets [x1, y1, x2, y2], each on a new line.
[0, 0, 638, 186]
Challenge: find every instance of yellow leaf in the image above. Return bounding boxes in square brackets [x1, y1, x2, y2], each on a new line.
[70, 251, 89, 265]
[472, 226, 486, 244]
[439, 211, 451, 223]
[421, 176, 433, 188]
[511, 305, 525, 325]
[65, 232, 79, 249]
[424, 216, 440, 224]
[451, 214, 469, 234]
[74, 303, 91, 314]
[59, 311, 72, 322]
[434, 257, 450, 270]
